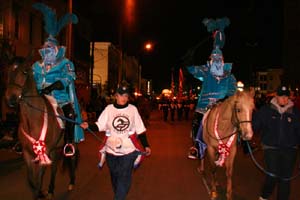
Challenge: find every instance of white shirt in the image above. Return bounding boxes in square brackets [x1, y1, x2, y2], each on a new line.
[95, 104, 146, 155]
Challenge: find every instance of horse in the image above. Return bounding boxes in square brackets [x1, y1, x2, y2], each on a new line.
[4, 57, 79, 200]
[202, 89, 255, 200]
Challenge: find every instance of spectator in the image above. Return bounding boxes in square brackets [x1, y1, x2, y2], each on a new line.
[160, 96, 170, 121]
[177, 99, 184, 121]
[169, 99, 177, 122]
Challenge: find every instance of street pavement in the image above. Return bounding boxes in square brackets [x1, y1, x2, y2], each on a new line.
[0, 109, 299, 200]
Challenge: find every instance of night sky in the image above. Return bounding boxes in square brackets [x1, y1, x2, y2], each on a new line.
[74, 0, 283, 92]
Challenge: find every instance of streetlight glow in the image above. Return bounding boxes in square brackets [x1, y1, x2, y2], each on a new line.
[237, 81, 244, 91]
[144, 42, 152, 51]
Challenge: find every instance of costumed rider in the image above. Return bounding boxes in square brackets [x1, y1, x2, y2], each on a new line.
[32, 3, 84, 156]
[186, 17, 237, 169]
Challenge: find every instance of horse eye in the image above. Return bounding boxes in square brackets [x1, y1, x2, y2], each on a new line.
[13, 64, 18, 71]
[236, 108, 241, 113]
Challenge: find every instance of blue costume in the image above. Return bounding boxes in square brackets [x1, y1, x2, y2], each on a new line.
[187, 17, 237, 160]
[32, 3, 84, 147]
[187, 57, 237, 114]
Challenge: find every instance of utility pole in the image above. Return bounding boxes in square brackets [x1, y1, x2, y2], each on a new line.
[90, 41, 95, 99]
[67, 0, 73, 59]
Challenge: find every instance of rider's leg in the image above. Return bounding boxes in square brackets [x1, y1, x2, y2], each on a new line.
[62, 103, 77, 188]
[188, 112, 203, 159]
[62, 103, 76, 156]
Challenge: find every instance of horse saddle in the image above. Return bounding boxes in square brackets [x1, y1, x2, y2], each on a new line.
[44, 95, 64, 129]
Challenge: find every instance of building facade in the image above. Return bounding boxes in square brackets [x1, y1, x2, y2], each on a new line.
[0, 0, 91, 117]
[91, 42, 151, 97]
[255, 68, 284, 95]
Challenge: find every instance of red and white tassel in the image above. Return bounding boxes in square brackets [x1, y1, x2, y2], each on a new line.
[128, 131, 145, 169]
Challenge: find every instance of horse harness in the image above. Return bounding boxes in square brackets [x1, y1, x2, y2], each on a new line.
[205, 100, 252, 166]
[206, 100, 252, 141]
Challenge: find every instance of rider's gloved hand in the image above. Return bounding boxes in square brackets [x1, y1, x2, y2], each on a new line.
[40, 80, 64, 94]
[41, 87, 51, 94]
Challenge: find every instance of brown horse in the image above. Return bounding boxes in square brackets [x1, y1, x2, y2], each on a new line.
[202, 89, 255, 200]
[4, 57, 78, 200]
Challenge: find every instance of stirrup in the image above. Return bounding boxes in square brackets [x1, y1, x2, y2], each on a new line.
[64, 143, 75, 157]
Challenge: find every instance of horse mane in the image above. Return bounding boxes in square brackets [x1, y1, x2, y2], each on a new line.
[13, 57, 38, 96]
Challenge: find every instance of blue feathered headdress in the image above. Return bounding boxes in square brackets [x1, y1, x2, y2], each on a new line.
[32, 2, 78, 45]
[202, 17, 230, 49]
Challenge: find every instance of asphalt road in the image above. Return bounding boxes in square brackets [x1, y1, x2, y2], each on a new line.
[0, 109, 299, 200]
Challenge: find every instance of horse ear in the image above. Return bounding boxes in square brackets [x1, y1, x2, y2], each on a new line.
[235, 90, 242, 96]
[249, 87, 255, 98]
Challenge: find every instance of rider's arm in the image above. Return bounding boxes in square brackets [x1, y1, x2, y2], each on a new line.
[226, 75, 237, 96]
[58, 61, 76, 88]
[186, 65, 207, 82]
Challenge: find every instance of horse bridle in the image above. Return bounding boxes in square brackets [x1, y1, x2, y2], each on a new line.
[8, 63, 29, 90]
[232, 101, 252, 134]
[206, 101, 252, 141]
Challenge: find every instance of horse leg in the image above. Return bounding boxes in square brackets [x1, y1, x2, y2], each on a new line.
[23, 150, 37, 199]
[225, 147, 237, 200]
[37, 166, 47, 199]
[197, 158, 205, 173]
[47, 149, 60, 199]
[23, 149, 44, 199]
[207, 147, 218, 200]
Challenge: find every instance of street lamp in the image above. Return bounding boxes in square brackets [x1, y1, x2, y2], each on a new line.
[144, 42, 153, 51]
[137, 41, 154, 95]
[237, 81, 244, 91]
[143, 41, 154, 53]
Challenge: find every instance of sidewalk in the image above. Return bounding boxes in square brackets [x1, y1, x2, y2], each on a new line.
[0, 137, 22, 163]
[0, 148, 22, 163]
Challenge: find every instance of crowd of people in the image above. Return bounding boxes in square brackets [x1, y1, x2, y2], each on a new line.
[158, 97, 195, 122]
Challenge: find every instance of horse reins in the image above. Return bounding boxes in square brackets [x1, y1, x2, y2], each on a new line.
[20, 97, 103, 143]
[245, 141, 300, 181]
[232, 102, 252, 143]
[206, 101, 252, 141]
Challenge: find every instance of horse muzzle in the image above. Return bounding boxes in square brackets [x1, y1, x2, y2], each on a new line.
[238, 120, 253, 141]
[240, 129, 254, 141]
[242, 134, 253, 141]
[6, 94, 20, 107]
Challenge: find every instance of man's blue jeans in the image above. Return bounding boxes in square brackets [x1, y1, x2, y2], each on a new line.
[106, 151, 139, 200]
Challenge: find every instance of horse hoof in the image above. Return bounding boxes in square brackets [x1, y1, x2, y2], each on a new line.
[197, 167, 204, 174]
[46, 193, 54, 200]
[68, 184, 74, 191]
[210, 191, 218, 200]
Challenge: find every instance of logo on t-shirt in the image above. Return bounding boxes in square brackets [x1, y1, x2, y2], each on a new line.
[113, 115, 130, 132]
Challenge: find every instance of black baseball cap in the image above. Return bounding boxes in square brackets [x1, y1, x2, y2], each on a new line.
[116, 86, 129, 95]
[276, 86, 290, 96]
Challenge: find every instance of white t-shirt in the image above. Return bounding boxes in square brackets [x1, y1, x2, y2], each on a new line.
[95, 104, 146, 156]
